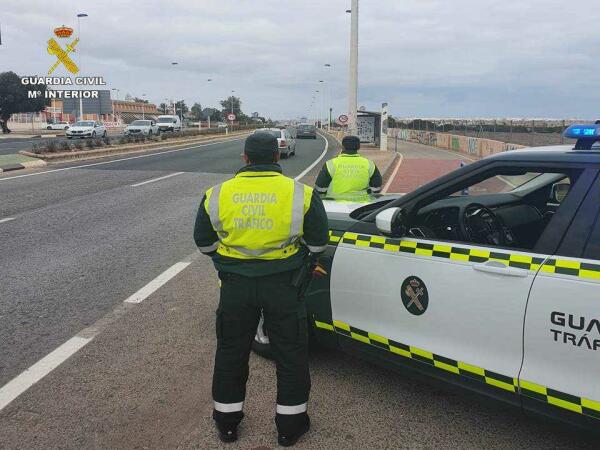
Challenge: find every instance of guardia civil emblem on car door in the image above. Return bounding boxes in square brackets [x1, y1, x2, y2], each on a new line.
[401, 276, 429, 316]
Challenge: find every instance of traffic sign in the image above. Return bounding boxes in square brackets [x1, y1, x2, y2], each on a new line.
[339, 114, 349, 124]
[227, 113, 236, 122]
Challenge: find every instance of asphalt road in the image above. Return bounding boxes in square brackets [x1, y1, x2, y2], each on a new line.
[0, 134, 596, 449]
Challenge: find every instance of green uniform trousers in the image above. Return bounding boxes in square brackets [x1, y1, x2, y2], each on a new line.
[212, 269, 311, 435]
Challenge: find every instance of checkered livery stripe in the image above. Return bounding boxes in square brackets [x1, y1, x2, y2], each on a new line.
[313, 319, 600, 421]
[327, 231, 600, 281]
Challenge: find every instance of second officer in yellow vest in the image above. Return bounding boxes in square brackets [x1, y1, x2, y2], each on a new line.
[194, 132, 329, 447]
[315, 135, 383, 198]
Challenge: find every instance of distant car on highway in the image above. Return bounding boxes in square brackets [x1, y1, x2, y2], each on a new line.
[45, 121, 70, 131]
[297, 123, 317, 139]
[66, 121, 107, 139]
[124, 120, 159, 136]
[253, 127, 296, 158]
[156, 115, 182, 133]
[253, 124, 600, 433]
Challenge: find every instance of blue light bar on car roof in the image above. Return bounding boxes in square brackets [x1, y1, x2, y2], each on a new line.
[563, 123, 600, 150]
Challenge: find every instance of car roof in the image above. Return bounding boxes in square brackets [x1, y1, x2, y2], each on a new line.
[486, 144, 600, 164]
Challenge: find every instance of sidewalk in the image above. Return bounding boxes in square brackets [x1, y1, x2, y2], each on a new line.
[384, 140, 469, 193]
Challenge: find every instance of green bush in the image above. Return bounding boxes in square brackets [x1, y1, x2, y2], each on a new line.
[59, 141, 71, 152]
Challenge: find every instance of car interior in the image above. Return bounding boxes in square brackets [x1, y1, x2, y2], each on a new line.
[353, 167, 581, 251]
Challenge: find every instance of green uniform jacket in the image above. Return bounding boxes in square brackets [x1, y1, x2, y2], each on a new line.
[194, 163, 329, 277]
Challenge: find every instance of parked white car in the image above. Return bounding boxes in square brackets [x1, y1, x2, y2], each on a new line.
[156, 115, 182, 133]
[45, 121, 71, 131]
[66, 121, 107, 139]
[124, 120, 159, 136]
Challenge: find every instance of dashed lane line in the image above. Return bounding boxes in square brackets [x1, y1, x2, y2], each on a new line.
[0, 217, 15, 224]
[124, 262, 191, 304]
[0, 337, 92, 412]
[0, 255, 199, 413]
[131, 172, 184, 187]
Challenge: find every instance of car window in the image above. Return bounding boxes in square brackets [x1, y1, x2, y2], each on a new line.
[407, 166, 582, 251]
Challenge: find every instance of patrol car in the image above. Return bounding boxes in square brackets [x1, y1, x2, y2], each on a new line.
[254, 124, 600, 432]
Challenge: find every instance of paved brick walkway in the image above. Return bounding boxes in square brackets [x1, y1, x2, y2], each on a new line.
[384, 140, 469, 193]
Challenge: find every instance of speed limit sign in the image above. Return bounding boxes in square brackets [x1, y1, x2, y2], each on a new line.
[338, 114, 349, 124]
[227, 113, 236, 121]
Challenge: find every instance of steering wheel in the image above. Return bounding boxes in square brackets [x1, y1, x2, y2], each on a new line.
[458, 203, 507, 246]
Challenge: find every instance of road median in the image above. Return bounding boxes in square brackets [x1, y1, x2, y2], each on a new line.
[18, 130, 251, 165]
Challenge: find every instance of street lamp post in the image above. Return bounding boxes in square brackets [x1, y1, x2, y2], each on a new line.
[319, 81, 324, 130]
[111, 88, 119, 124]
[231, 90, 235, 114]
[324, 64, 332, 131]
[141, 93, 147, 119]
[76, 13, 88, 121]
[348, 1, 359, 135]
[207, 79, 212, 128]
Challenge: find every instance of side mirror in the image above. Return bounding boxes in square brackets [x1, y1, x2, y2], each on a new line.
[375, 207, 406, 237]
[551, 183, 570, 203]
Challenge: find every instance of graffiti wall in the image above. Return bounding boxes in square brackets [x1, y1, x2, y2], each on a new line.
[392, 129, 525, 159]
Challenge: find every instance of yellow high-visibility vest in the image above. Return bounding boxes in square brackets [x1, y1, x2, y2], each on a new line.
[205, 171, 313, 260]
[326, 154, 375, 195]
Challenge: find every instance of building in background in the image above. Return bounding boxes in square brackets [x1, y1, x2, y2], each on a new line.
[9, 90, 159, 129]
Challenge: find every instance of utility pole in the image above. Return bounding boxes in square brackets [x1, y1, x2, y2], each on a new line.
[348, 0, 359, 135]
[76, 13, 88, 121]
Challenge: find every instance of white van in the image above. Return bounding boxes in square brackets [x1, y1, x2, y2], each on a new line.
[156, 115, 182, 133]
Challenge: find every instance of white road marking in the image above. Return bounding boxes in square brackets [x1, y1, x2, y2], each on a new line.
[0, 137, 246, 183]
[294, 134, 329, 181]
[131, 172, 184, 187]
[382, 152, 404, 193]
[124, 262, 191, 304]
[0, 253, 199, 412]
[0, 336, 92, 412]
[0, 217, 15, 224]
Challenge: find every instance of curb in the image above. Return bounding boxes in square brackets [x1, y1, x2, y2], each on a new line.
[19, 131, 251, 165]
[0, 159, 47, 173]
[380, 152, 401, 185]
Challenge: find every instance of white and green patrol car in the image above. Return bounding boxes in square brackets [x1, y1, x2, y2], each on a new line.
[255, 124, 600, 433]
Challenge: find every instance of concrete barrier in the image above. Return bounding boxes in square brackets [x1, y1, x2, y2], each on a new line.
[391, 128, 526, 159]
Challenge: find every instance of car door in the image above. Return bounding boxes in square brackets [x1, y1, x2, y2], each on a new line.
[329, 162, 593, 402]
[520, 170, 600, 429]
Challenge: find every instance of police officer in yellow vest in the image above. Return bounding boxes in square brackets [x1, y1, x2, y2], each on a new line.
[194, 132, 329, 446]
[315, 135, 383, 197]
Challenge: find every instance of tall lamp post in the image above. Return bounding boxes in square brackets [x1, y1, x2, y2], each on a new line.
[230, 90, 235, 114]
[319, 81, 324, 129]
[76, 13, 88, 121]
[171, 62, 179, 118]
[324, 64, 333, 130]
[111, 88, 120, 124]
[347, 1, 359, 135]
[206, 79, 213, 128]
[141, 93, 147, 119]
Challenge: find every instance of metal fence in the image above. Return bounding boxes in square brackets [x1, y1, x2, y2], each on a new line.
[391, 119, 594, 147]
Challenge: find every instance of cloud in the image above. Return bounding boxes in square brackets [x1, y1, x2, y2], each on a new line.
[1, 0, 600, 118]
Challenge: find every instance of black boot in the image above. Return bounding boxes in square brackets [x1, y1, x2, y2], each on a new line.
[216, 421, 238, 443]
[277, 414, 310, 447]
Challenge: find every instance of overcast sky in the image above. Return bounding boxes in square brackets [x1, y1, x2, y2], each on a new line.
[1, 0, 599, 119]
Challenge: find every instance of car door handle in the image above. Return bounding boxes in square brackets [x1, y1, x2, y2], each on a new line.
[473, 261, 528, 277]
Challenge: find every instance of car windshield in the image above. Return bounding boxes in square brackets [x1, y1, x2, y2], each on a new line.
[298, 125, 314, 130]
[131, 120, 150, 126]
[158, 117, 174, 123]
[74, 121, 95, 127]
[255, 130, 281, 138]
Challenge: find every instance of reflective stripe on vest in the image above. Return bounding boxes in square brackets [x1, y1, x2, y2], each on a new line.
[326, 154, 375, 195]
[205, 171, 312, 260]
